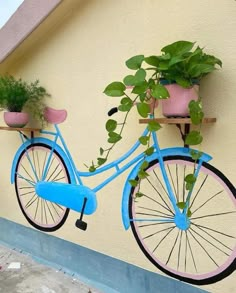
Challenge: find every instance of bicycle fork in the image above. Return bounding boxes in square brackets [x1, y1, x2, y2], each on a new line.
[152, 131, 194, 231]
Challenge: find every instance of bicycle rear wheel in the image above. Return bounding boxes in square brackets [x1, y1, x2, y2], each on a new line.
[129, 155, 236, 285]
[14, 143, 70, 232]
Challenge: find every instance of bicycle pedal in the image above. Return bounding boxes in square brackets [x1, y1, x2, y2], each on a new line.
[75, 219, 87, 231]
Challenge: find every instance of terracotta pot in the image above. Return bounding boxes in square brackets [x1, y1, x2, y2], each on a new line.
[161, 83, 199, 117]
[4, 112, 29, 128]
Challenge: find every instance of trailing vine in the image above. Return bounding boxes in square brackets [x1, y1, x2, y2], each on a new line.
[87, 40, 221, 200]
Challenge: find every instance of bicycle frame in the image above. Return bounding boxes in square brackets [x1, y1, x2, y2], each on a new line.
[11, 119, 212, 229]
[9, 111, 236, 285]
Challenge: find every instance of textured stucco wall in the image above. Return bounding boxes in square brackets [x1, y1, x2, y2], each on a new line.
[0, 1, 235, 292]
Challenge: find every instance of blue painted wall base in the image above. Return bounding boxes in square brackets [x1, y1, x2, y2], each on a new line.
[0, 217, 208, 293]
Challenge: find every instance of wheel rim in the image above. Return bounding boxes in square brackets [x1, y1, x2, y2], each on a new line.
[15, 144, 70, 231]
[129, 157, 236, 284]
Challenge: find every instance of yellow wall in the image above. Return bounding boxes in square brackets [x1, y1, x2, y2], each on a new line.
[0, 0, 235, 292]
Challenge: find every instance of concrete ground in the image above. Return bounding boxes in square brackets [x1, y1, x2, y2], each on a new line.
[0, 244, 101, 293]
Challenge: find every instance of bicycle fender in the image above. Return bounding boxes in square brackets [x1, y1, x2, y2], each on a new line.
[11, 137, 77, 184]
[160, 147, 212, 162]
[121, 147, 212, 230]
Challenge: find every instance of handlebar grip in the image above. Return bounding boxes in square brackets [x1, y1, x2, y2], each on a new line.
[108, 107, 118, 116]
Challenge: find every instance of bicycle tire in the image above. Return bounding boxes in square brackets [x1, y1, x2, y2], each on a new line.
[129, 155, 236, 285]
[14, 143, 70, 232]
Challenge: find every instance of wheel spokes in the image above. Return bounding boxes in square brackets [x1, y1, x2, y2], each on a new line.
[16, 145, 69, 230]
[130, 157, 236, 282]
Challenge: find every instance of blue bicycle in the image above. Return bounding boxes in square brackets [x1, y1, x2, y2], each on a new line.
[11, 107, 236, 285]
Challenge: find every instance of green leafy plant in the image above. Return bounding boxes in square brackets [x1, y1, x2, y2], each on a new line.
[0, 74, 50, 125]
[145, 40, 222, 88]
[88, 40, 222, 198]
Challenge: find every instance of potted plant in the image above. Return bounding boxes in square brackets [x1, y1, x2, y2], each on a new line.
[0, 74, 50, 127]
[144, 40, 222, 117]
[88, 40, 222, 191]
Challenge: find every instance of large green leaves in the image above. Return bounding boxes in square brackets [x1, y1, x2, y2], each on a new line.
[104, 82, 126, 97]
[189, 100, 204, 125]
[123, 75, 135, 86]
[105, 119, 117, 132]
[145, 54, 171, 67]
[185, 130, 203, 145]
[126, 55, 145, 70]
[158, 40, 222, 82]
[175, 77, 192, 88]
[144, 56, 160, 67]
[118, 97, 133, 112]
[107, 132, 122, 143]
[132, 81, 148, 95]
[187, 64, 216, 78]
[147, 121, 161, 132]
[204, 54, 222, 67]
[161, 41, 195, 56]
[136, 102, 150, 118]
[151, 84, 169, 99]
[134, 68, 146, 83]
[123, 68, 146, 86]
[183, 47, 222, 78]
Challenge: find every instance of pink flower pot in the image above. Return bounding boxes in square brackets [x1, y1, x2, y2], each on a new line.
[4, 112, 29, 128]
[161, 84, 199, 117]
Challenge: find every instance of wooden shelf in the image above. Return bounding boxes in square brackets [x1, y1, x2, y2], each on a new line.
[139, 117, 216, 147]
[0, 126, 41, 132]
[139, 117, 216, 124]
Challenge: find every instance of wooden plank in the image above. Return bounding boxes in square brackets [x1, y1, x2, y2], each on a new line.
[0, 126, 41, 132]
[139, 118, 216, 124]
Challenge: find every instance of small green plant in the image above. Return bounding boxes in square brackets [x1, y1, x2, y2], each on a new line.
[88, 40, 222, 197]
[0, 74, 50, 125]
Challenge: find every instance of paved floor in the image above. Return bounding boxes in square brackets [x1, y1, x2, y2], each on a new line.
[0, 244, 101, 293]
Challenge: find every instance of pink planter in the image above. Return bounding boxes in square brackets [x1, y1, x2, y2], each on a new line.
[4, 112, 29, 128]
[161, 84, 199, 117]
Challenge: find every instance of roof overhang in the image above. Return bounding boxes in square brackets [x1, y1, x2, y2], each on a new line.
[0, 0, 62, 64]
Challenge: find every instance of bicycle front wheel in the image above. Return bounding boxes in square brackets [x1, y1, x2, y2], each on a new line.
[129, 155, 236, 285]
[15, 143, 70, 232]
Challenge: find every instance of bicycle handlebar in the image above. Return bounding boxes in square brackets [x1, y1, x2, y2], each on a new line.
[108, 107, 118, 116]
